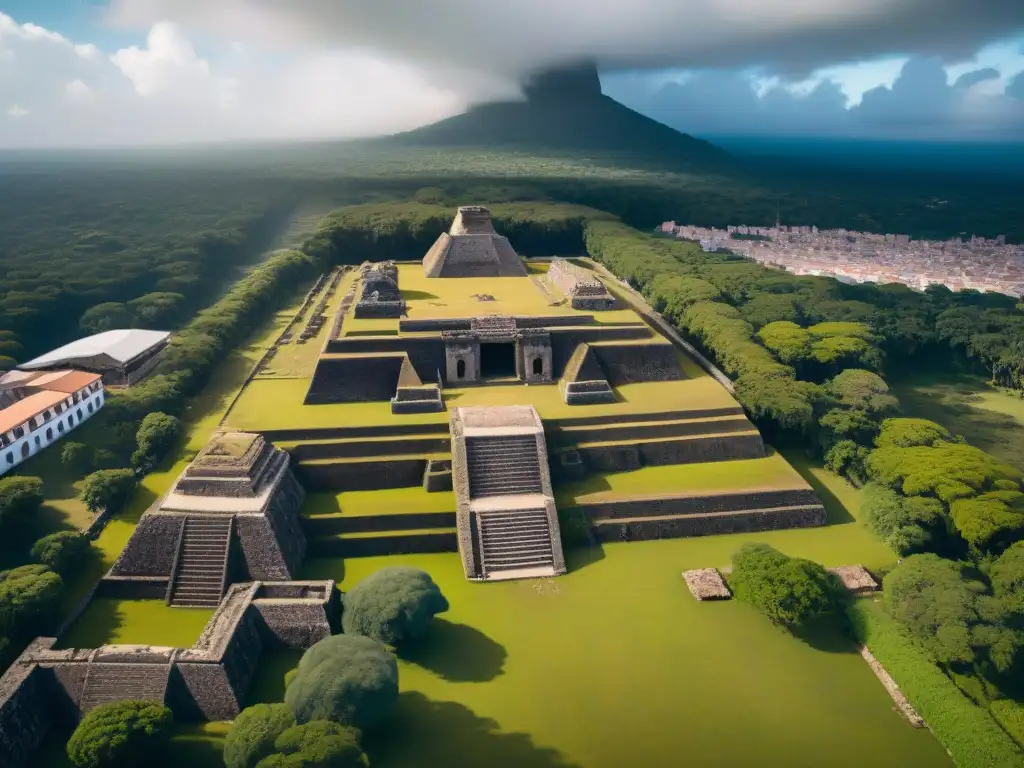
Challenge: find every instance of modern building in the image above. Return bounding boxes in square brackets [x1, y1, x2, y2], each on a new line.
[18, 329, 170, 386]
[0, 370, 105, 475]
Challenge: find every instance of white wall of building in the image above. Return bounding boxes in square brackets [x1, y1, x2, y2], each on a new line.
[0, 386, 106, 476]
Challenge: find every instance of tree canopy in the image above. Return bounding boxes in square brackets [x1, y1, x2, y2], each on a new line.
[224, 703, 296, 768]
[284, 634, 399, 730]
[66, 699, 172, 768]
[0, 475, 44, 532]
[341, 566, 450, 645]
[81, 469, 137, 514]
[256, 721, 368, 768]
[728, 543, 837, 627]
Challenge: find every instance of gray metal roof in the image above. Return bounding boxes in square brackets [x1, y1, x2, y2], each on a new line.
[19, 329, 170, 370]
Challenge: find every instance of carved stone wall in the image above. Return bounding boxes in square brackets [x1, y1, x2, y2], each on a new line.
[108, 515, 183, 578]
[305, 355, 405, 404]
[444, 341, 480, 384]
[519, 334, 553, 384]
[592, 343, 685, 386]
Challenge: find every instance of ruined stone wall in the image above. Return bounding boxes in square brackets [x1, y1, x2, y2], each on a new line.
[289, 436, 450, 461]
[305, 355, 404, 404]
[235, 474, 306, 580]
[260, 422, 444, 442]
[593, 505, 827, 542]
[312, 531, 459, 558]
[572, 488, 821, 520]
[577, 433, 765, 470]
[0, 663, 56, 768]
[305, 511, 457, 536]
[563, 381, 615, 405]
[593, 343, 684, 386]
[253, 585, 340, 649]
[548, 406, 743, 430]
[108, 514, 183, 577]
[297, 458, 428, 492]
[550, 416, 754, 445]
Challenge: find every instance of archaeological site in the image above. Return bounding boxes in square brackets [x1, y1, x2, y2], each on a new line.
[0, 204, 831, 765]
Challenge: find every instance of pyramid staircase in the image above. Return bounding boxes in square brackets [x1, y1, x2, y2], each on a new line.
[79, 663, 171, 712]
[451, 406, 566, 581]
[168, 517, 232, 608]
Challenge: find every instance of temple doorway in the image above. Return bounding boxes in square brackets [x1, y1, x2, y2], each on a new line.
[480, 343, 517, 379]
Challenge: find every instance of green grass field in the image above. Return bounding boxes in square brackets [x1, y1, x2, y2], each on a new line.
[57, 599, 212, 650]
[890, 369, 1024, 471]
[304, 487, 456, 518]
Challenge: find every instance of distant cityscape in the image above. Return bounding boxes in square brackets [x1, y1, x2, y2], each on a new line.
[659, 221, 1024, 298]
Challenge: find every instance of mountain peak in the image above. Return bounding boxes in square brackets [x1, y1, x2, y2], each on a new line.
[522, 62, 603, 102]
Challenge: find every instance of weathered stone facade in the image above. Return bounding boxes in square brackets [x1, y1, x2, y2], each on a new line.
[548, 258, 616, 310]
[107, 432, 306, 606]
[354, 261, 405, 318]
[0, 581, 340, 768]
[423, 206, 528, 278]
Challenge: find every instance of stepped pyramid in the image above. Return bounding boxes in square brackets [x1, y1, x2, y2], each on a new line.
[423, 206, 528, 278]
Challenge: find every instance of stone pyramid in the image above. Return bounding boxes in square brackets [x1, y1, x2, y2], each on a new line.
[423, 206, 528, 278]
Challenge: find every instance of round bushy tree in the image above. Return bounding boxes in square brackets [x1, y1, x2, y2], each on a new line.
[729, 543, 836, 627]
[257, 721, 367, 768]
[31, 531, 91, 574]
[284, 634, 398, 729]
[81, 469, 137, 514]
[342, 566, 449, 645]
[66, 699, 172, 768]
[224, 703, 296, 768]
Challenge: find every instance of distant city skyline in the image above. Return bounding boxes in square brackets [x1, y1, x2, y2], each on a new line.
[1, 1, 1023, 147]
[660, 221, 1024, 298]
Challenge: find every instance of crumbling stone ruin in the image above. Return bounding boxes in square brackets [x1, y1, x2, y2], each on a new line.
[548, 258, 616, 310]
[354, 261, 406, 318]
[105, 431, 306, 607]
[0, 581, 340, 768]
[682, 568, 732, 600]
[423, 206, 528, 278]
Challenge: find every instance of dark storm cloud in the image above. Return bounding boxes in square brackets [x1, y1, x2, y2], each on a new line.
[605, 58, 1024, 140]
[109, 0, 1024, 81]
[954, 68, 1003, 89]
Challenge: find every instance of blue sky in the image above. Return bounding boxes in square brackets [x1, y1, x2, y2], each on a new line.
[2, 1, 1023, 147]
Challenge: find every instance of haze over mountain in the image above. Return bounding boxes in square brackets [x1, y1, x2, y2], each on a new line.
[386, 61, 728, 168]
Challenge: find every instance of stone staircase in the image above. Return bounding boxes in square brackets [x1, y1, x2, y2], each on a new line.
[79, 663, 171, 712]
[169, 517, 232, 608]
[478, 508, 555, 576]
[466, 435, 543, 497]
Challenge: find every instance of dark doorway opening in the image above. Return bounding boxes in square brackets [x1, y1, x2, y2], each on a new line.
[456, 359, 466, 379]
[480, 343, 517, 379]
[532, 356, 543, 376]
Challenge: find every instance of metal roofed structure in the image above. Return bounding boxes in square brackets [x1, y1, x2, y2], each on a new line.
[19, 329, 170, 386]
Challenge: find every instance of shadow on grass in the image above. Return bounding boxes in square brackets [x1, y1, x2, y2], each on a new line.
[365, 692, 581, 768]
[55, 597, 126, 649]
[246, 649, 304, 705]
[402, 290, 440, 301]
[565, 543, 605, 572]
[396, 619, 507, 683]
[786, 453, 855, 525]
[299, 556, 346, 584]
[790, 614, 859, 655]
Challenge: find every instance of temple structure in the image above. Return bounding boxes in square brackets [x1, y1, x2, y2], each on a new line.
[292, 204, 827, 581]
[105, 432, 306, 607]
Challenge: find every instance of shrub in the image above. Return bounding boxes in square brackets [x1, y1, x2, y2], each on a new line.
[0, 563, 62, 639]
[66, 699, 172, 768]
[848, 600, 1023, 768]
[728, 543, 837, 627]
[257, 721, 367, 768]
[285, 634, 398, 729]
[875, 418, 951, 449]
[81, 469, 137, 514]
[31, 531, 91, 574]
[860, 483, 941, 555]
[884, 554, 983, 667]
[341, 566, 449, 644]
[80, 302, 130, 335]
[131, 412, 180, 473]
[224, 703, 296, 768]
[0, 475, 44, 532]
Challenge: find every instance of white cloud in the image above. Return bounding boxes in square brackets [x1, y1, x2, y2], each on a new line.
[64, 79, 95, 103]
[0, 11, 468, 148]
[6, 104, 29, 118]
[106, 0, 1024, 79]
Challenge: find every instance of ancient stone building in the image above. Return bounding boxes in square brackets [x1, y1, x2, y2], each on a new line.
[422, 206, 528, 277]
[0, 581, 340, 767]
[290, 204, 827, 579]
[354, 261, 405, 318]
[105, 431, 306, 607]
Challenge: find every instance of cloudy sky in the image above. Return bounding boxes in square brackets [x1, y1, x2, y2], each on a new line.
[1, 0, 1023, 148]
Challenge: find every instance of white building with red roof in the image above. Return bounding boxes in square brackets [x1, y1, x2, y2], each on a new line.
[0, 369, 105, 475]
